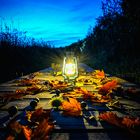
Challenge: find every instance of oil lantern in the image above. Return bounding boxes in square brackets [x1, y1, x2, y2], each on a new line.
[62, 52, 78, 83]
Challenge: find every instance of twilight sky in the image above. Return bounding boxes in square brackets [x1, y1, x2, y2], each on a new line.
[0, 0, 102, 47]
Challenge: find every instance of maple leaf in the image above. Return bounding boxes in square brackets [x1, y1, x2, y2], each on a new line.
[99, 80, 117, 95]
[32, 119, 54, 140]
[7, 121, 32, 140]
[122, 117, 140, 129]
[48, 80, 68, 90]
[74, 87, 95, 100]
[22, 126, 32, 140]
[99, 112, 122, 127]
[30, 108, 51, 122]
[18, 78, 39, 86]
[99, 112, 140, 133]
[62, 97, 82, 117]
[26, 85, 42, 94]
[96, 70, 105, 79]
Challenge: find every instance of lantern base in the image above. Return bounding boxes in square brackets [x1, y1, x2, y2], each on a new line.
[64, 78, 76, 86]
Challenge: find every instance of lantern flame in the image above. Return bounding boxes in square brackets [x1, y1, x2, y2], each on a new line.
[65, 63, 75, 75]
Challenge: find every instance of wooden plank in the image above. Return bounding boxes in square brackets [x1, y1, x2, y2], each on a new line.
[0, 99, 51, 110]
[23, 91, 54, 98]
[0, 86, 26, 92]
[0, 65, 140, 134]
[0, 110, 130, 130]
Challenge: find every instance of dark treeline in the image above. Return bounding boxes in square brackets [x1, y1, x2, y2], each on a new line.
[0, 0, 140, 84]
[0, 26, 66, 83]
[67, 0, 140, 84]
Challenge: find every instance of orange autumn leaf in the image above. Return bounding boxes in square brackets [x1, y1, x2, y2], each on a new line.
[63, 88, 110, 103]
[6, 108, 54, 140]
[32, 119, 54, 140]
[7, 121, 32, 140]
[62, 97, 82, 117]
[99, 80, 117, 95]
[22, 126, 32, 140]
[74, 87, 95, 100]
[0, 89, 30, 102]
[26, 108, 53, 140]
[96, 70, 105, 79]
[18, 78, 39, 86]
[99, 112, 140, 132]
[99, 112, 122, 127]
[49, 80, 68, 90]
[26, 85, 42, 93]
[30, 107, 51, 122]
[63, 87, 94, 99]
[82, 92, 95, 100]
[6, 120, 53, 140]
[63, 91, 82, 98]
[91, 70, 105, 79]
[122, 117, 140, 129]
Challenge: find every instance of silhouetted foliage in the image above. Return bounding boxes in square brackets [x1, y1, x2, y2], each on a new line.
[63, 0, 140, 84]
[81, 0, 140, 84]
[0, 23, 63, 83]
[0, 0, 140, 85]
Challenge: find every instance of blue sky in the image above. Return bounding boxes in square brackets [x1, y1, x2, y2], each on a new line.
[0, 0, 102, 47]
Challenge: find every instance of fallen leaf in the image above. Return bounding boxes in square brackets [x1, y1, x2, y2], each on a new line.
[99, 80, 117, 95]
[62, 97, 82, 117]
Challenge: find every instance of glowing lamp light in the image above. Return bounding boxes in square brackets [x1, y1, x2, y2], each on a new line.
[62, 52, 78, 82]
[65, 63, 75, 75]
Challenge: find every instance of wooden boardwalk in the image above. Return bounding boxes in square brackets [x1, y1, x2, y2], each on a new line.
[0, 65, 140, 140]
